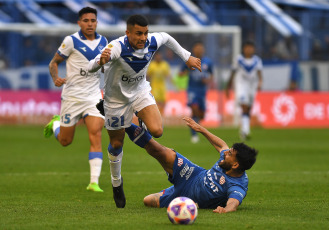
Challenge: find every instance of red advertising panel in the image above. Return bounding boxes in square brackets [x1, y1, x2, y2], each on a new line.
[1, 90, 329, 128]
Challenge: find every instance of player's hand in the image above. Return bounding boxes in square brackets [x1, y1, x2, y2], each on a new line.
[99, 48, 111, 65]
[54, 77, 66, 87]
[213, 206, 227, 214]
[186, 56, 202, 72]
[183, 117, 203, 132]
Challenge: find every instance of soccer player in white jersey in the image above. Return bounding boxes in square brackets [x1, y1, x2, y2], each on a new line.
[88, 15, 201, 208]
[44, 7, 107, 193]
[225, 41, 263, 140]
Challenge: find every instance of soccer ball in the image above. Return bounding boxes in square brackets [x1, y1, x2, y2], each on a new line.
[167, 197, 198, 225]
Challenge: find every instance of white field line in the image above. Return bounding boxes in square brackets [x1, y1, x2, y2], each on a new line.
[1, 171, 329, 177]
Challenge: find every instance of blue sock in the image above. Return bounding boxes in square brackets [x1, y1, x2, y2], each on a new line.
[125, 123, 152, 148]
[54, 127, 60, 140]
[88, 152, 103, 160]
[107, 144, 122, 156]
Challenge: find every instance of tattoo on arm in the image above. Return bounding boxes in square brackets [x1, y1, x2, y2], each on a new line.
[49, 54, 64, 81]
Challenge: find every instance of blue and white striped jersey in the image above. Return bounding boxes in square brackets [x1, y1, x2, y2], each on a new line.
[57, 30, 107, 101]
[89, 32, 191, 104]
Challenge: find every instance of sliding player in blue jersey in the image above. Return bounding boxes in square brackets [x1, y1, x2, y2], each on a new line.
[125, 117, 257, 213]
[179, 42, 213, 143]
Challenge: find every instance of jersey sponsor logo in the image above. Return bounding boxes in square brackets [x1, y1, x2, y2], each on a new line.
[177, 158, 183, 167]
[80, 68, 95, 77]
[179, 163, 194, 181]
[185, 167, 194, 180]
[219, 175, 225, 185]
[206, 170, 219, 193]
[180, 163, 189, 178]
[126, 56, 133, 62]
[79, 47, 87, 52]
[121, 75, 144, 83]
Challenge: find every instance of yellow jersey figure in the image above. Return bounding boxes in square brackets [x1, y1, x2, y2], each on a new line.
[147, 52, 171, 114]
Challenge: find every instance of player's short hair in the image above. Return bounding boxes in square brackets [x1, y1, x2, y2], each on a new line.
[242, 40, 255, 48]
[127, 15, 149, 27]
[233, 143, 258, 172]
[78, 7, 97, 19]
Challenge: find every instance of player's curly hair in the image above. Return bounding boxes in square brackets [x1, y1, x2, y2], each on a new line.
[232, 143, 258, 172]
[127, 15, 149, 27]
[78, 7, 97, 19]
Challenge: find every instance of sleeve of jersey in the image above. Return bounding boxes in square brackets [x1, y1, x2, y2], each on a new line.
[227, 186, 246, 205]
[57, 36, 73, 59]
[257, 57, 263, 70]
[156, 32, 191, 63]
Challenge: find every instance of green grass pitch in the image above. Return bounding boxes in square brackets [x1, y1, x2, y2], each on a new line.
[0, 125, 328, 229]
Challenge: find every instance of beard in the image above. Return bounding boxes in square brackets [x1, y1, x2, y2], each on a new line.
[219, 160, 232, 171]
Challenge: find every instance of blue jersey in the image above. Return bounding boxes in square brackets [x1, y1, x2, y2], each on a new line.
[181, 57, 213, 94]
[159, 150, 249, 209]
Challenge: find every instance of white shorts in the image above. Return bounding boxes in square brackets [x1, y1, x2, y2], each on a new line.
[235, 81, 257, 106]
[60, 98, 104, 127]
[104, 91, 156, 130]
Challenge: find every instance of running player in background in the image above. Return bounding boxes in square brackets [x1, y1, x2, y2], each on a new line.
[125, 117, 257, 213]
[88, 15, 201, 208]
[147, 52, 171, 114]
[44, 7, 107, 193]
[225, 41, 263, 140]
[179, 42, 213, 144]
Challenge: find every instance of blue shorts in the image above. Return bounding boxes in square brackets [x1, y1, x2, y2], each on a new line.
[187, 91, 206, 111]
[159, 152, 205, 208]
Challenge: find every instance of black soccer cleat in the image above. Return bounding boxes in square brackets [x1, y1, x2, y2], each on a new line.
[96, 99, 105, 116]
[112, 177, 126, 208]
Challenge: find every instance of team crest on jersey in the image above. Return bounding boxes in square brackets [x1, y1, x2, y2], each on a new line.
[144, 52, 152, 61]
[107, 44, 113, 48]
[61, 43, 66, 49]
[177, 158, 183, 167]
[219, 176, 225, 185]
[98, 45, 104, 52]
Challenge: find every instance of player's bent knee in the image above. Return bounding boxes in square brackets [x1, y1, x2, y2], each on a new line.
[59, 138, 73, 147]
[150, 126, 163, 138]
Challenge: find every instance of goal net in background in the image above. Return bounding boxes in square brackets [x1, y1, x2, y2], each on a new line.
[0, 24, 241, 126]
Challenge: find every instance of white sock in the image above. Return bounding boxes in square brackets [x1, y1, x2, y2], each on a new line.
[89, 158, 103, 184]
[52, 120, 60, 133]
[108, 151, 123, 187]
[241, 115, 250, 135]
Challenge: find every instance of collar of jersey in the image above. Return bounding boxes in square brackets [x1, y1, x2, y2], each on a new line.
[124, 36, 150, 51]
[78, 30, 100, 40]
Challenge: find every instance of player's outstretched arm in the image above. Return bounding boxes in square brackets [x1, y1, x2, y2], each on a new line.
[49, 53, 66, 87]
[213, 198, 240, 214]
[185, 56, 202, 72]
[183, 117, 229, 152]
